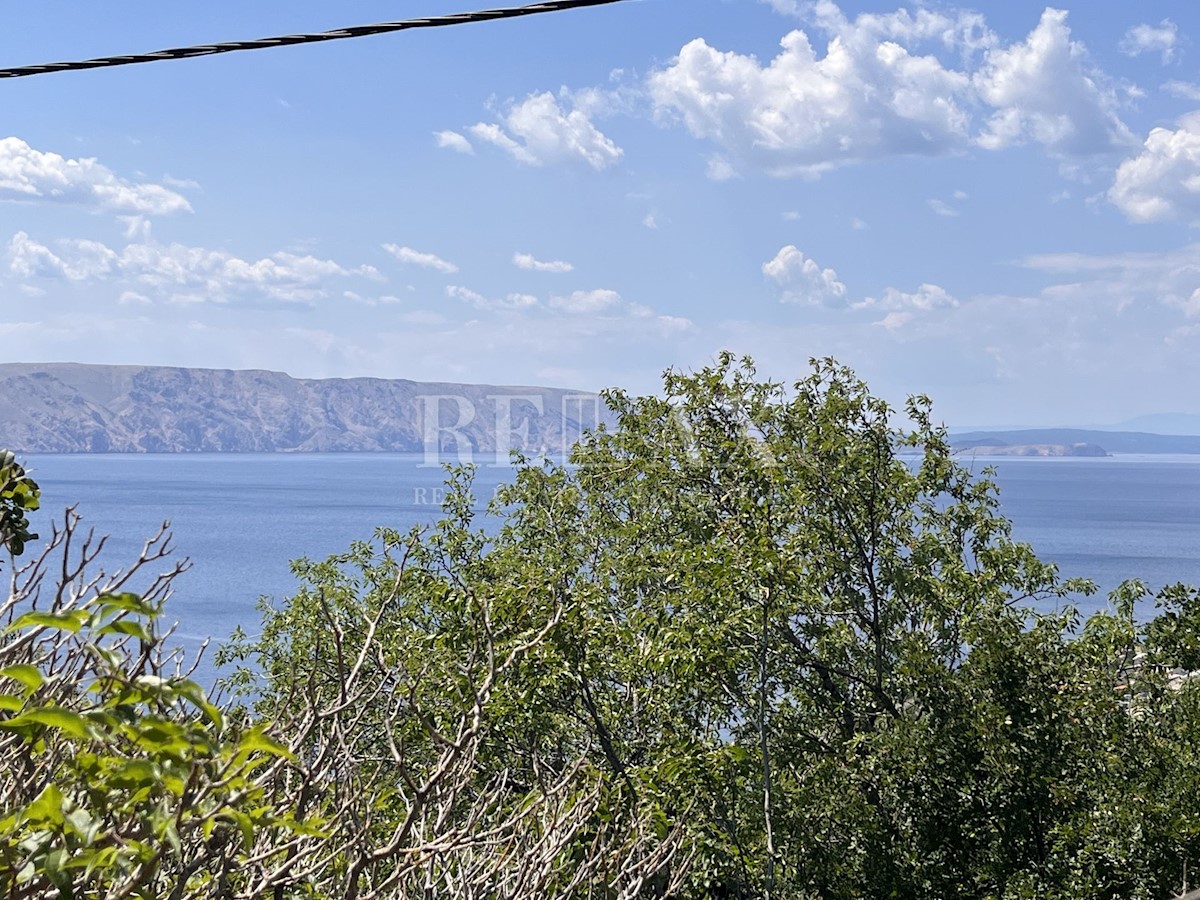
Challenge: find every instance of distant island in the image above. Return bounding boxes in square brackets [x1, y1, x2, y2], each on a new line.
[950, 428, 1200, 456]
[950, 441, 1109, 458]
[0, 363, 605, 455]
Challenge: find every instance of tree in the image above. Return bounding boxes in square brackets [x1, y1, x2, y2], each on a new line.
[234, 354, 1200, 898]
[5, 352, 1200, 898]
[0, 509, 304, 898]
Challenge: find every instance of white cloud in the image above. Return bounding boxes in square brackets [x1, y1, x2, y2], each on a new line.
[9, 232, 117, 281]
[1163, 80, 1200, 101]
[762, 245, 847, 306]
[446, 284, 489, 307]
[8, 231, 370, 304]
[1119, 20, 1179, 64]
[648, 5, 1131, 177]
[1022, 244, 1200, 319]
[447, 285, 540, 312]
[440, 284, 691, 337]
[642, 213, 659, 229]
[382, 244, 459, 274]
[874, 311, 912, 331]
[972, 9, 1133, 155]
[161, 174, 201, 191]
[0, 137, 192, 215]
[434, 130, 475, 154]
[549, 289, 623, 314]
[759, 0, 803, 15]
[857, 282, 958, 312]
[468, 91, 623, 170]
[118, 215, 153, 241]
[1109, 113, 1200, 223]
[513, 252, 573, 273]
[650, 24, 971, 178]
[706, 155, 739, 181]
[927, 199, 959, 217]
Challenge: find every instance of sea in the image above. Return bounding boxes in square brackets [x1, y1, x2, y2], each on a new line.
[15, 453, 1200, 686]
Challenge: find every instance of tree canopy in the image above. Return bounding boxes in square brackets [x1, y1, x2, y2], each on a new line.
[3, 354, 1200, 898]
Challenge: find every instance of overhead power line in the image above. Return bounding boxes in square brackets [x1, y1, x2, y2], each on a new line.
[0, 0, 632, 80]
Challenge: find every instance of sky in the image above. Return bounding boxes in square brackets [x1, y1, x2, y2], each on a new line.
[2, 0, 1199, 427]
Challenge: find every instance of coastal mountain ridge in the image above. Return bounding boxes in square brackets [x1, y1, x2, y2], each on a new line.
[3, 363, 1200, 455]
[0, 362, 604, 454]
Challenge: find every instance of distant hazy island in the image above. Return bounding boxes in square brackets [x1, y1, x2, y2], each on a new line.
[950, 428, 1200, 456]
[3, 363, 1200, 456]
[0, 363, 603, 454]
[951, 441, 1109, 458]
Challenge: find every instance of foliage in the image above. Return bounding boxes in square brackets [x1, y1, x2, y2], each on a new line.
[4, 354, 1200, 898]
[0, 513, 303, 898]
[0, 449, 39, 561]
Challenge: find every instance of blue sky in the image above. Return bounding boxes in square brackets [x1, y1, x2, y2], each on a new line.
[2, 0, 1199, 426]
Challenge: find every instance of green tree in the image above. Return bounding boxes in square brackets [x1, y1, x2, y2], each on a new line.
[0, 492, 304, 897]
[234, 354, 1200, 898]
[6, 350, 1200, 899]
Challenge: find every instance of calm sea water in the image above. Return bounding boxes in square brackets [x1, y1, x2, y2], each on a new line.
[16, 453, 1200, 684]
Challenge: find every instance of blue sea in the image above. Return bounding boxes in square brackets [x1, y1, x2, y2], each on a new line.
[16, 453, 1200, 685]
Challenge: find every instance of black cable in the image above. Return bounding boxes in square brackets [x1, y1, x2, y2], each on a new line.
[0, 0, 632, 80]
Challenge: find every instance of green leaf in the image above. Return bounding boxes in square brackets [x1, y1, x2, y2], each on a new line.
[237, 726, 295, 762]
[22, 784, 66, 827]
[95, 592, 155, 616]
[108, 760, 160, 790]
[0, 707, 93, 740]
[8, 610, 88, 634]
[226, 809, 254, 853]
[0, 664, 44, 693]
[96, 619, 152, 641]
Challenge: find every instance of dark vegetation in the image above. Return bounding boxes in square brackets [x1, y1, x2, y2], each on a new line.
[2, 355, 1199, 898]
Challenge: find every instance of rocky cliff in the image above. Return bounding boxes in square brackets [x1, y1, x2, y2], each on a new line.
[0, 363, 606, 454]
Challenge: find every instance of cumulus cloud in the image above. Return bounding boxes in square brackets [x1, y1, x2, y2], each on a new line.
[9, 232, 117, 282]
[1109, 113, 1200, 223]
[648, 4, 1131, 177]
[513, 252, 574, 273]
[972, 9, 1133, 155]
[434, 130, 474, 154]
[763, 245, 847, 306]
[468, 91, 623, 170]
[1119, 20, 1179, 64]
[0, 137, 192, 215]
[382, 244, 459, 274]
[649, 24, 970, 178]
[8, 231, 370, 304]
[853, 282, 958, 329]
